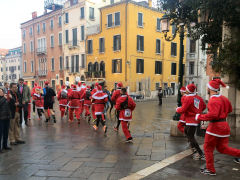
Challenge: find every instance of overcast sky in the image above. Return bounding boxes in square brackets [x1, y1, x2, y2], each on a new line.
[0, 0, 157, 49]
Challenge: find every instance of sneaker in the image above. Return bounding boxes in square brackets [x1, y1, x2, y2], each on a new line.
[113, 127, 119, 132]
[234, 158, 240, 164]
[93, 125, 98, 131]
[125, 137, 133, 143]
[200, 168, 216, 176]
[103, 126, 108, 134]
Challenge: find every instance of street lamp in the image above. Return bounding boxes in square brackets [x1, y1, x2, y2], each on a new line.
[160, 14, 185, 109]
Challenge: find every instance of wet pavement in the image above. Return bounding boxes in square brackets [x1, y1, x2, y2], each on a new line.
[0, 97, 239, 180]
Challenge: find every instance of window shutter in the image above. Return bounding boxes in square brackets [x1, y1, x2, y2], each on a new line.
[119, 35, 121, 50]
[113, 36, 116, 51]
[103, 38, 105, 52]
[142, 36, 144, 51]
[142, 59, 144, 73]
[120, 59, 122, 73]
[112, 60, 115, 73]
[137, 35, 139, 51]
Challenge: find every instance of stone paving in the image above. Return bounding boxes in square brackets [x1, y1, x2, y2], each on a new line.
[0, 97, 239, 180]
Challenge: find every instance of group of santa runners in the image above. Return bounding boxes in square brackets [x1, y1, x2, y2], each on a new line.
[176, 79, 240, 176]
[31, 81, 136, 143]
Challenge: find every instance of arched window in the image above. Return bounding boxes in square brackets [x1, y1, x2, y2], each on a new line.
[88, 62, 92, 72]
[81, 75, 85, 81]
[93, 62, 99, 72]
[100, 61, 105, 72]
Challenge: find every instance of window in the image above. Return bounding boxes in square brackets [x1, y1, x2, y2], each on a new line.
[18, 66, 20, 70]
[50, 35, 54, 47]
[113, 35, 121, 51]
[172, 24, 176, 35]
[171, 63, 177, 75]
[65, 30, 69, 43]
[59, 32, 62, 46]
[51, 58, 55, 71]
[31, 61, 34, 72]
[136, 59, 144, 73]
[155, 61, 162, 74]
[30, 41, 34, 52]
[115, 12, 120, 26]
[156, 39, 161, 54]
[75, 55, 79, 72]
[190, 40, 196, 53]
[189, 61, 194, 75]
[89, 7, 94, 20]
[80, 7, 84, 19]
[24, 61, 27, 73]
[157, 18, 161, 31]
[65, 56, 69, 69]
[81, 54, 85, 68]
[58, 16, 62, 27]
[37, 24, 40, 34]
[155, 83, 160, 90]
[43, 22, 46, 33]
[81, 26, 84, 41]
[29, 27, 33, 36]
[72, 28, 77, 46]
[71, 56, 74, 73]
[137, 35, 144, 51]
[23, 43, 26, 53]
[112, 59, 122, 73]
[87, 40, 93, 54]
[65, 13, 69, 23]
[107, 14, 113, 27]
[60, 56, 63, 70]
[171, 42, 177, 56]
[23, 30, 26, 39]
[50, 19, 54, 30]
[138, 13, 143, 27]
[99, 38, 105, 53]
[111, 0, 114, 4]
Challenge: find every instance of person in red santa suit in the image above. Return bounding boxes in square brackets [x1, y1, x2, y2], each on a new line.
[79, 83, 86, 117]
[68, 85, 81, 124]
[111, 82, 123, 131]
[115, 87, 136, 143]
[177, 87, 187, 134]
[32, 87, 44, 120]
[57, 85, 68, 120]
[195, 79, 240, 176]
[176, 84, 206, 160]
[91, 85, 108, 133]
[31, 83, 38, 116]
[91, 82, 99, 122]
[83, 86, 92, 123]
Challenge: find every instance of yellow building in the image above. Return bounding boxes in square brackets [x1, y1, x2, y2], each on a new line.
[86, 0, 186, 96]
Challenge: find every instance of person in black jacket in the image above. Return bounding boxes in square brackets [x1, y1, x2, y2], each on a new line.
[0, 88, 12, 152]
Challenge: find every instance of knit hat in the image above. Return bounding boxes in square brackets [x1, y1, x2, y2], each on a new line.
[180, 87, 186, 92]
[186, 84, 196, 93]
[208, 79, 229, 91]
[117, 82, 123, 88]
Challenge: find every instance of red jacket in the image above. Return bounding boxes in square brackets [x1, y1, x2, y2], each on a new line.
[111, 89, 121, 104]
[68, 90, 81, 108]
[196, 94, 232, 137]
[179, 95, 186, 123]
[57, 89, 68, 106]
[92, 91, 108, 115]
[176, 94, 206, 126]
[115, 95, 136, 121]
[32, 93, 44, 109]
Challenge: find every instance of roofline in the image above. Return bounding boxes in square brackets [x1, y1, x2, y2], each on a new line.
[21, 8, 62, 26]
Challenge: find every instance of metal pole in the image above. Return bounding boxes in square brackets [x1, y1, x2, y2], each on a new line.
[177, 25, 184, 107]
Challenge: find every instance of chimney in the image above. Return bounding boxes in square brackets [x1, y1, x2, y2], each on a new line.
[148, 0, 152, 7]
[32, 11, 37, 19]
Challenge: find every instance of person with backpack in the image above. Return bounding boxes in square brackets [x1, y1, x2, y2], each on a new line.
[42, 81, 56, 123]
[115, 87, 136, 143]
[57, 85, 68, 120]
[83, 86, 92, 123]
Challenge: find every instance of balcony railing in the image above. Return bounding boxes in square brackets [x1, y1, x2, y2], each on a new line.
[187, 53, 196, 59]
[37, 70, 47, 76]
[68, 41, 80, 49]
[36, 48, 47, 55]
[85, 71, 105, 79]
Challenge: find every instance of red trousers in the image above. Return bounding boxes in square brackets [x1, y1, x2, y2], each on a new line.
[92, 104, 96, 120]
[121, 121, 131, 139]
[84, 105, 91, 116]
[28, 103, 31, 119]
[177, 122, 185, 134]
[204, 134, 240, 173]
[59, 106, 66, 118]
[79, 101, 84, 115]
[69, 108, 80, 121]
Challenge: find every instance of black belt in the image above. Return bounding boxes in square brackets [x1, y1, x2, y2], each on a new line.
[210, 119, 226, 123]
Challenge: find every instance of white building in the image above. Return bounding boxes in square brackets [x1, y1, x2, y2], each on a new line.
[0, 47, 22, 84]
[185, 38, 208, 100]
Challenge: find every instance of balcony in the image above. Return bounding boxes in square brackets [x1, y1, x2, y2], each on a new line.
[68, 41, 80, 49]
[37, 70, 47, 76]
[187, 53, 196, 60]
[85, 71, 105, 79]
[36, 48, 47, 55]
[86, 25, 100, 36]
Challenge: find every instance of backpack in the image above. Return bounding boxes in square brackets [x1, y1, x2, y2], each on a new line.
[86, 90, 91, 100]
[61, 90, 68, 99]
[120, 96, 128, 109]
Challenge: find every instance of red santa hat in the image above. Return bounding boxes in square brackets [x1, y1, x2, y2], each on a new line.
[72, 84, 77, 89]
[186, 84, 196, 93]
[87, 86, 91, 90]
[83, 83, 86, 86]
[208, 79, 229, 91]
[71, 84, 74, 88]
[180, 87, 186, 92]
[62, 85, 66, 89]
[78, 82, 82, 86]
[45, 81, 49, 85]
[97, 85, 102, 91]
[34, 83, 38, 87]
[117, 82, 123, 88]
[95, 82, 99, 87]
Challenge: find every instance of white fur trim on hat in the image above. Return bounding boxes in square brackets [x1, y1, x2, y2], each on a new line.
[186, 86, 195, 93]
[207, 83, 219, 92]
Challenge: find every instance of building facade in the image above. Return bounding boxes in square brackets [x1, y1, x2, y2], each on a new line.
[0, 49, 9, 86]
[0, 47, 22, 84]
[21, 3, 64, 90]
[86, 0, 186, 96]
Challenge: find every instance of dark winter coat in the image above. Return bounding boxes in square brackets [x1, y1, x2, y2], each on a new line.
[0, 96, 10, 120]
